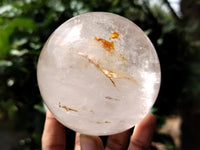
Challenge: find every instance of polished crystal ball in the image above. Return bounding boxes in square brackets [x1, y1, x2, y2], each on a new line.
[37, 12, 161, 135]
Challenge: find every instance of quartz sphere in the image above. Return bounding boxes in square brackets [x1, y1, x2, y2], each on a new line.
[37, 12, 161, 135]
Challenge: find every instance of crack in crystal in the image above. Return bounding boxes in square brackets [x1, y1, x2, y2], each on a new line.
[78, 52, 138, 87]
[96, 121, 111, 124]
[105, 96, 119, 101]
[59, 103, 78, 112]
[78, 52, 117, 87]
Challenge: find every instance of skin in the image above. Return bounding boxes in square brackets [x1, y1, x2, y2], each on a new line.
[42, 110, 156, 150]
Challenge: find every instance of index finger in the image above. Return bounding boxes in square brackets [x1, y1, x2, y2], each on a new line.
[42, 110, 66, 150]
[128, 113, 156, 150]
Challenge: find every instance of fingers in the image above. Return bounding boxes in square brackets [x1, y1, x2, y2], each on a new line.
[80, 134, 104, 150]
[42, 111, 155, 150]
[128, 113, 156, 150]
[42, 110, 66, 150]
[74, 133, 81, 150]
[105, 129, 132, 150]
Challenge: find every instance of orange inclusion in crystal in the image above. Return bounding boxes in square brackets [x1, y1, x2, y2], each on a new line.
[109, 32, 119, 40]
[94, 37, 115, 53]
[59, 104, 78, 112]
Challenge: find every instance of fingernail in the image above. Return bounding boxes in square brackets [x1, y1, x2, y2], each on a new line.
[80, 134, 103, 150]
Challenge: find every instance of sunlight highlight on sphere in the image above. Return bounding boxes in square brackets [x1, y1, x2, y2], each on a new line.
[37, 12, 161, 135]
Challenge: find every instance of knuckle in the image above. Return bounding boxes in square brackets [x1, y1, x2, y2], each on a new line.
[130, 138, 149, 150]
[106, 138, 124, 150]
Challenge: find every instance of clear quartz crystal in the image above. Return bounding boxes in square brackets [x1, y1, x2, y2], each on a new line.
[37, 12, 161, 136]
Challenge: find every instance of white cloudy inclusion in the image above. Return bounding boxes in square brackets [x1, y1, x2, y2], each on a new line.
[37, 12, 161, 135]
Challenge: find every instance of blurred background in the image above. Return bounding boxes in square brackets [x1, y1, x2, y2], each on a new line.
[0, 0, 200, 149]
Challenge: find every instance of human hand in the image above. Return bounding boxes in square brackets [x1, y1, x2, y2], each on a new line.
[42, 110, 156, 150]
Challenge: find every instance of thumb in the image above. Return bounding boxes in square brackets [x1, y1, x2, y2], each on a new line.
[80, 134, 104, 150]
